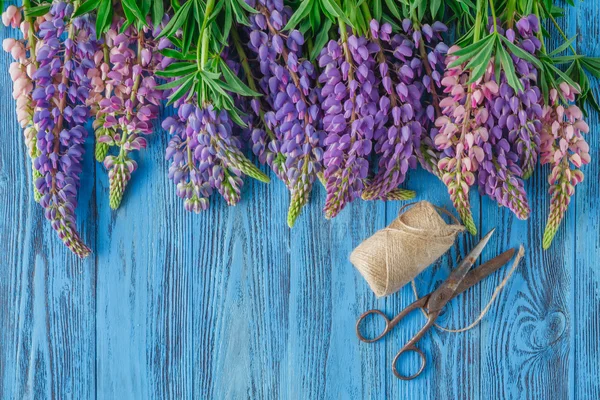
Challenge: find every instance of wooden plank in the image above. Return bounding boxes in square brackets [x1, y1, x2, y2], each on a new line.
[574, 2, 600, 398]
[94, 106, 194, 399]
[478, 8, 578, 399]
[191, 167, 290, 399]
[288, 186, 387, 399]
[0, 18, 97, 400]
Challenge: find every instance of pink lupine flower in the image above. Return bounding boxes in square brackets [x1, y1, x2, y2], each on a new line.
[2, 5, 22, 28]
[540, 87, 590, 249]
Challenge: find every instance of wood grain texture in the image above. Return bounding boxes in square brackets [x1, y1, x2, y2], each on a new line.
[1, 1, 600, 399]
[0, 26, 97, 400]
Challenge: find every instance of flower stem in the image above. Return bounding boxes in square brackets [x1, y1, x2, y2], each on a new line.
[229, 27, 276, 141]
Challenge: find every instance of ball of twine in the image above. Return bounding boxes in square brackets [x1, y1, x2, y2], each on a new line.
[350, 201, 465, 298]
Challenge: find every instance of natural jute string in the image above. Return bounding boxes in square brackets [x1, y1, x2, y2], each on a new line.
[411, 245, 525, 333]
[350, 201, 465, 297]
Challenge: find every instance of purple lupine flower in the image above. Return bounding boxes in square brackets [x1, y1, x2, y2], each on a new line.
[245, 0, 325, 227]
[163, 105, 250, 211]
[87, 19, 165, 209]
[493, 15, 543, 179]
[364, 19, 439, 200]
[434, 15, 544, 232]
[540, 85, 590, 248]
[31, 2, 99, 257]
[318, 31, 381, 218]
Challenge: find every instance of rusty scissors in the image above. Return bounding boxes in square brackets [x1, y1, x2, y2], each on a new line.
[356, 229, 516, 380]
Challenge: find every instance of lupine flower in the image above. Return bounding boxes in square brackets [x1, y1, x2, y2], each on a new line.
[2, 5, 22, 29]
[363, 19, 447, 200]
[3, 7, 43, 201]
[318, 32, 381, 218]
[494, 15, 543, 179]
[434, 46, 497, 234]
[31, 2, 98, 257]
[540, 84, 590, 249]
[246, 0, 325, 227]
[87, 19, 164, 209]
[434, 15, 544, 233]
[163, 104, 255, 211]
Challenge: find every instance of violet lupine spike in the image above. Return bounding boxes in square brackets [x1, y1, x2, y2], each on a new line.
[318, 33, 381, 218]
[163, 104, 249, 211]
[246, 0, 324, 227]
[477, 136, 531, 219]
[31, 2, 98, 257]
[540, 85, 590, 249]
[363, 19, 428, 200]
[494, 15, 543, 180]
[413, 21, 449, 177]
[3, 7, 42, 201]
[88, 20, 165, 209]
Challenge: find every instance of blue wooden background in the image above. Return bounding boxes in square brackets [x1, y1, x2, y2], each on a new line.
[1, 2, 599, 399]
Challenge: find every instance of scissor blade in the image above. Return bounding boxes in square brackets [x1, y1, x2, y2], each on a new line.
[427, 228, 495, 312]
[451, 248, 515, 300]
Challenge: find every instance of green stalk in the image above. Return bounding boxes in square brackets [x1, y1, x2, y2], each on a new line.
[533, 2, 546, 53]
[505, 0, 516, 28]
[199, 0, 216, 70]
[489, 0, 498, 33]
[230, 28, 277, 141]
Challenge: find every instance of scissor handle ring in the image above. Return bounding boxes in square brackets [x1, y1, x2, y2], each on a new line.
[392, 346, 427, 380]
[356, 309, 390, 343]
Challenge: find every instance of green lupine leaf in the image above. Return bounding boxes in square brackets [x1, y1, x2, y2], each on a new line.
[551, 55, 580, 65]
[498, 43, 523, 91]
[430, 0, 442, 19]
[372, 0, 382, 21]
[548, 35, 576, 56]
[228, 106, 248, 128]
[157, 0, 192, 38]
[464, 36, 495, 72]
[284, 0, 313, 31]
[321, 0, 352, 27]
[166, 73, 196, 105]
[153, 0, 165, 27]
[25, 4, 52, 17]
[230, 0, 251, 25]
[500, 35, 542, 68]
[160, 48, 196, 61]
[156, 73, 195, 90]
[96, 0, 112, 35]
[384, 0, 402, 20]
[220, 59, 261, 97]
[122, 0, 148, 25]
[310, 18, 332, 60]
[73, 0, 100, 18]
[448, 35, 493, 67]
[156, 62, 198, 77]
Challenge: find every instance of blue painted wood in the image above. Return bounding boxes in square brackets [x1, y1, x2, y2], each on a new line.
[1, 2, 599, 399]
